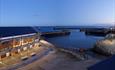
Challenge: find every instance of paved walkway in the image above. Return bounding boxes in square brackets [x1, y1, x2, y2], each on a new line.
[17, 50, 103, 70]
[0, 40, 106, 70]
[0, 44, 52, 70]
[7, 47, 52, 70]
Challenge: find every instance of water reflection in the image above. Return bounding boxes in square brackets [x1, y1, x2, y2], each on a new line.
[46, 30, 104, 48]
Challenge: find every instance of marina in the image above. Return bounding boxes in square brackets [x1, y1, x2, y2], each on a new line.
[1, 0, 115, 70]
[0, 26, 114, 70]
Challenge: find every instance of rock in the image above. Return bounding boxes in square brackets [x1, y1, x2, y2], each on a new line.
[93, 34, 115, 56]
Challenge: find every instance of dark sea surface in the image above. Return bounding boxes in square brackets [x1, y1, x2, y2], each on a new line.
[38, 27, 104, 48]
[0, 27, 36, 37]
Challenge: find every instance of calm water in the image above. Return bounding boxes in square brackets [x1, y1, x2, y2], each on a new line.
[45, 30, 104, 48]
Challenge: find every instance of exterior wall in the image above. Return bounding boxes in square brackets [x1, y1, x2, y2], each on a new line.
[13, 38, 21, 48]
[0, 39, 13, 50]
[0, 33, 40, 60]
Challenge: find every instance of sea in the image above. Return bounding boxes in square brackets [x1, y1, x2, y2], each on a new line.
[37, 26, 105, 49]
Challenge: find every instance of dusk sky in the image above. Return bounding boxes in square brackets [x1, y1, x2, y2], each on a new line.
[0, 0, 115, 26]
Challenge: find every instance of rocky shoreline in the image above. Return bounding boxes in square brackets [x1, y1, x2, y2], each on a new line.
[93, 34, 115, 56]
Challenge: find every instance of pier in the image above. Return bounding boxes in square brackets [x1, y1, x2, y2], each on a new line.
[41, 30, 71, 37]
[80, 27, 115, 36]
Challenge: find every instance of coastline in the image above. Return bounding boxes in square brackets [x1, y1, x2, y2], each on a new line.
[16, 40, 106, 70]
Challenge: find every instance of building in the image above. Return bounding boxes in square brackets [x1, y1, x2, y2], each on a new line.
[0, 27, 40, 60]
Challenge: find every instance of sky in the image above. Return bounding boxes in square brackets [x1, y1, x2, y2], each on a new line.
[0, 0, 115, 26]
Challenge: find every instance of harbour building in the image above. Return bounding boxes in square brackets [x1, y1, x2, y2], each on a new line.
[0, 27, 40, 60]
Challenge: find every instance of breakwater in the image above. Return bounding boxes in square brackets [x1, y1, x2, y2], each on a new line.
[53, 26, 115, 36]
[41, 31, 70, 37]
[80, 28, 115, 36]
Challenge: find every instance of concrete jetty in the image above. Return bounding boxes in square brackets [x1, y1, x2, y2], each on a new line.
[81, 27, 115, 36]
[41, 30, 70, 37]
